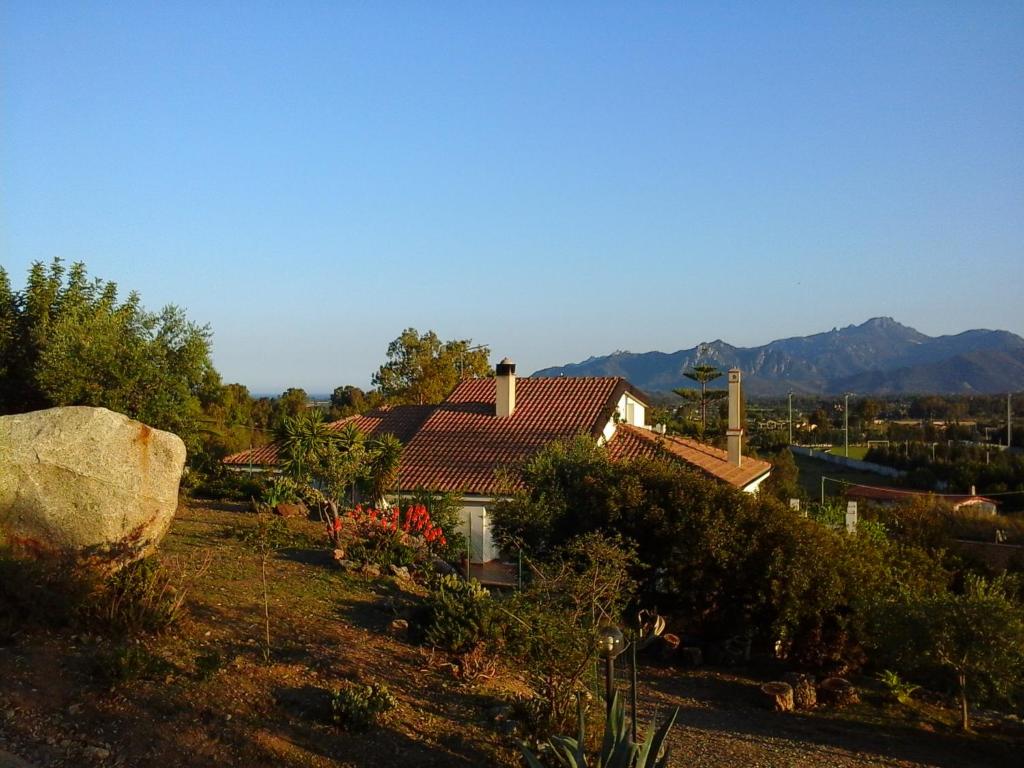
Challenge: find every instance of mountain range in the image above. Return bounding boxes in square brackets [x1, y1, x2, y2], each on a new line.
[532, 318, 1024, 397]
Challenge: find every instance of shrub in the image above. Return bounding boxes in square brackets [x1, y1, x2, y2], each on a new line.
[495, 533, 638, 740]
[405, 489, 468, 562]
[94, 642, 173, 684]
[340, 505, 449, 569]
[876, 670, 919, 704]
[423, 575, 493, 653]
[189, 471, 264, 502]
[866, 573, 1024, 730]
[331, 682, 398, 731]
[82, 557, 191, 634]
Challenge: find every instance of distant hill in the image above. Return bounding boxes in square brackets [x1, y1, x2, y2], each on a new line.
[532, 318, 1024, 397]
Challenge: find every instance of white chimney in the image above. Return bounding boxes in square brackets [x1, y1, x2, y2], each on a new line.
[726, 368, 743, 467]
[496, 358, 516, 417]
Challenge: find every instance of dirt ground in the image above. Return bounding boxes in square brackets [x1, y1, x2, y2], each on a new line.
[0, 501, 1020, 767]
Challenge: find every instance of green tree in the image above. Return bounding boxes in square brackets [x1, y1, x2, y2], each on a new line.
[372, 328, 491, 405]
[330, 385, 368, 418]
[0, 259, 218, 449]
[271, 387, 309, 429]
[492, 437, 947, 670]
[868, 574, 1024, 731]
[672, 363, 727, 434]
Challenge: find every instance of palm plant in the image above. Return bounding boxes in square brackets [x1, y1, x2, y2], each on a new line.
[520, 692, 678, 768]
[363, 433, 403, 506]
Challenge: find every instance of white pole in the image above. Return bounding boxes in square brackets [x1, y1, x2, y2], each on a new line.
[844, 394, 850, 458]
[788, 392, 793, 445]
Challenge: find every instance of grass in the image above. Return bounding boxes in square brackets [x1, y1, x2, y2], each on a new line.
[826, 444, 872, 461]
[793, 452, 901, 501]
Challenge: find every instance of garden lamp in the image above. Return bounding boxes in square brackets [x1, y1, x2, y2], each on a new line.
[598, 625, 625, 715]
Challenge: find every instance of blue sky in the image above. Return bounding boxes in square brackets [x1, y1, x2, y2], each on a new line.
[3, 2, 1022, 393]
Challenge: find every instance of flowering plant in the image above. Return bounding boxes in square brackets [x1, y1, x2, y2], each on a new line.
[331, 503, 449, 567]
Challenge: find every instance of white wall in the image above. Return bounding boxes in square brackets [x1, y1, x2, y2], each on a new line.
[600, 392, 647, 443]
[459, 502, 501, 563]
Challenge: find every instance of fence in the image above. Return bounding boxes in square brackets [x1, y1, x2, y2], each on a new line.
[790, 445, 905, 478]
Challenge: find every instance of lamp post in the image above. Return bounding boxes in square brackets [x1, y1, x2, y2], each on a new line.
[844, 393, 851, 458]
[788, 392, 794, 445]
[598, 625, 626, 716]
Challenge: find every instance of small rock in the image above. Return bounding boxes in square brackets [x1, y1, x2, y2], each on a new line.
[360, 563, 381, 578]
[336, 559, 358, 571]
[84, 746, 111, 760]
[332, 549, 345, 561]
[389, 619, 409, 636]
[388, 564, 411, 580]
[68, 703, 84, 716]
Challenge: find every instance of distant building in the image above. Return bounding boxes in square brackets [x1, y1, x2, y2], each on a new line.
[845, 484, 999, 516]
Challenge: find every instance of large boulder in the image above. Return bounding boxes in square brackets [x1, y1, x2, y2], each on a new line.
[0, 406, 186, 564]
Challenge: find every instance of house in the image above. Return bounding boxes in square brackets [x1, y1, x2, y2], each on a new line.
[845, 484, 999, 516]
[224, 361, 771, 563]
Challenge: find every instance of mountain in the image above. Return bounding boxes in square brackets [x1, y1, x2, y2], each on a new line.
[531, 318, 1024, 397]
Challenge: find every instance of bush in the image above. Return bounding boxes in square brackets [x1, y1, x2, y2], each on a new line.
[423, 575, 494, 653]
[495, 533, 638, 740]
[190, 471, 264, 502]
[82, 557, 192, 635]
[94, 642, 173, 684]
[331, 682, 398, 731]
[340, 505, 449, 569]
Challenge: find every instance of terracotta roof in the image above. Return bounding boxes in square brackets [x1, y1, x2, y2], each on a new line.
[222, 405, 436, 466]
[845, 485, 999, 507]
[395, 377, 633, 494]
[608, 425, 772, 490]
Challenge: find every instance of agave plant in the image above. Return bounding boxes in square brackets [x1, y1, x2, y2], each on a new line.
[520, 692, 678, 768]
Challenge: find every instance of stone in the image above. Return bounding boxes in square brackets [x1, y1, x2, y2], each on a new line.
[273, 501, 307, 519]
[818, 677, 859, 707]
[388, 619, 409, 636]
[359, 563, 381, 578]
[0, 407, 186, 564]
[388, 564, 411, 580]
[759, 682, 794, 713]
[783, 672, 817, 709]
[335, 559, 358, 571]
[431, 557, 457, 576]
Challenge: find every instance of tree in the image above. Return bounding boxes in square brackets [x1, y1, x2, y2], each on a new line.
[868, 574, 1024, 731]
[0, 259, 219, 449]
[672, 364, 727, 434]
[373, 328, 490, 405]
[330, 385, 367, 417]
[276, 412, 404, 512]
[491, 437, 948, 670]
[272, 388, 309, 429]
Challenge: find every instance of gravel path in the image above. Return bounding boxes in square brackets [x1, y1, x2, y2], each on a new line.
[635, 668, 1016, 768]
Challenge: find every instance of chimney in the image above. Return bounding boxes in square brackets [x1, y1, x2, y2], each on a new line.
[726, 368, 743, 467]
[496, 357, 516, 417]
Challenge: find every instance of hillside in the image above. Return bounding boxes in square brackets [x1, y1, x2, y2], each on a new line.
[0, 500, 1017, 768]
[532, 318, 1024, 396]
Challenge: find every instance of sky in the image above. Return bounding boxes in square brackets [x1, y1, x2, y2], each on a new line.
[2, 2, 1022, 393]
